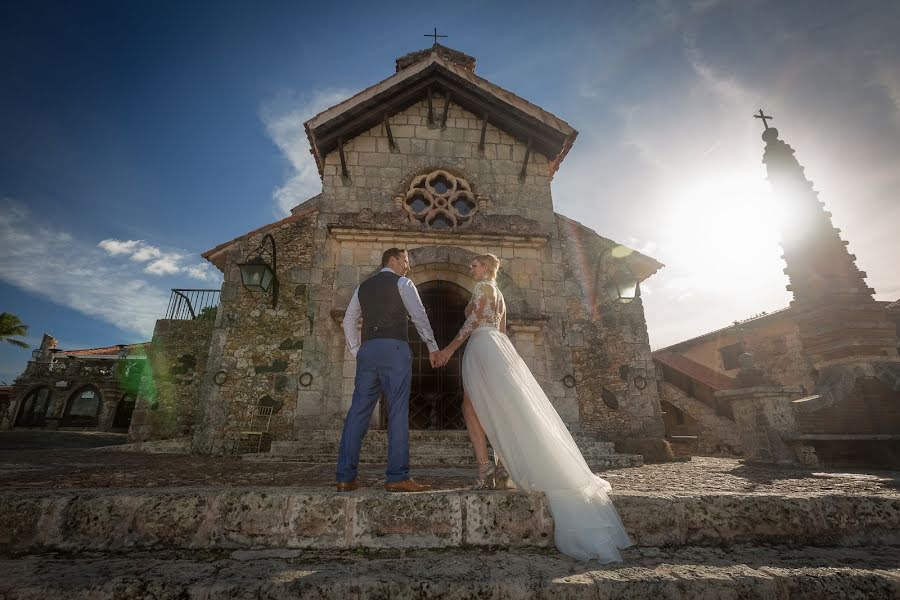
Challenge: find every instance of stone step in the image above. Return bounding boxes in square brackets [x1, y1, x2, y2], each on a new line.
[2, 546, 898, 599]
[282, 430, 616, 446]
[267, 441, 619, 458]
[243, 452, 644, 469]
[2, 487, 896, 554]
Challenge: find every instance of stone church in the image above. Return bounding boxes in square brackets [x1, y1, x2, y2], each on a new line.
[150, 44, 666, 458]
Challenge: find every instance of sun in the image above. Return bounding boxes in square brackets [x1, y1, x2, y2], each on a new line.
[661, 171, 787, 290]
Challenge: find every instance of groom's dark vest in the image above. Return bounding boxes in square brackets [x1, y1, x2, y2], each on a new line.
[358, 270, 409, 343]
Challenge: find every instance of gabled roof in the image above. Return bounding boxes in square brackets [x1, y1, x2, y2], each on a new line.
[555, 213, 664, 282]
[304, 46, 579, 179]
[201, 204, 320, 271]
[653, 350, 738, 391]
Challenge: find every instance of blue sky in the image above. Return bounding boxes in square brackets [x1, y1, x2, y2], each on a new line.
[2, 0, 899, 382]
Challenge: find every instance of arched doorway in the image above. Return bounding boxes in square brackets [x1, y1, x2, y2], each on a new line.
[111, 394, 136, 430]
[62, 386, 102, 428]
[398, 280, 469, 430]
[14, 386, 52, 427]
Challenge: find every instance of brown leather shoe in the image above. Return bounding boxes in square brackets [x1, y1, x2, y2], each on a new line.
[384, 478, 432, 493]
[336, 479, 359, 492]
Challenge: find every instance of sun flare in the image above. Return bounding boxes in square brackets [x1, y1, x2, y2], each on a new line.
[661, 171, 787, 291]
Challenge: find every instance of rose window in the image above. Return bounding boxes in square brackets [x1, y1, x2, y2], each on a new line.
[402, 170, 479, 229]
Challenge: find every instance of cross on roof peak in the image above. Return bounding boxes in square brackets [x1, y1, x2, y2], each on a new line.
[754, 109, 774, 130]
[424, 27, 448, 45]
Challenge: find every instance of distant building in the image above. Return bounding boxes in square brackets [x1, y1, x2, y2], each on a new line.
[3, 334, 147, 432]
[653, 123, 900, 465]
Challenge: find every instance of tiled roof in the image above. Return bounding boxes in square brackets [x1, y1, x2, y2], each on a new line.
[652, 350, 738, 391]
[61, 343, 148, 357]
[655, 306, 792, 352]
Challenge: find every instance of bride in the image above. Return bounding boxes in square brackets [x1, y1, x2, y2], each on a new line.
[435, 253, 632, 562]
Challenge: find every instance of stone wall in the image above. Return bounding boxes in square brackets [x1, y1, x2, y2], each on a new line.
[129, 318, 215, 442]
[193, 215, 316, 454]
[320, 95, 556, 227]
[677, 315, 816, 393]
[560, 219, 664, 442]
[659, 381, 742, 455]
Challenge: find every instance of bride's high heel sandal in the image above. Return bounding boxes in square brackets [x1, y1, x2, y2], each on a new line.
[474, 462, 495, 490]
[493, 465, 510, 490]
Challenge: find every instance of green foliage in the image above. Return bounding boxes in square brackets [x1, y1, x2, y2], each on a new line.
[0, 312, 29, 348]
[197, 306, 218, 321]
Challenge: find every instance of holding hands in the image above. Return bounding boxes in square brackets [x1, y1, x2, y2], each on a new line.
[429, 348, 454, 368]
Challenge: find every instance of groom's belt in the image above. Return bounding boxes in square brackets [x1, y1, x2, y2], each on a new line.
[362, 322, 408, 342]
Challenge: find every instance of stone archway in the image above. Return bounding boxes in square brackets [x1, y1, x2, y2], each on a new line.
[62, 385, 103, 428]
[112, 394, 136, 430]
[379, 279, 470, 430]
[14, 386, 52, 428]
[407, 245, 530, 315]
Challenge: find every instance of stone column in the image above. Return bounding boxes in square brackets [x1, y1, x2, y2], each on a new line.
[715, 354, 817, 465]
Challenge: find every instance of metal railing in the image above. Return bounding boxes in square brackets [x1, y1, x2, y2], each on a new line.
[165, 289, 220, 320]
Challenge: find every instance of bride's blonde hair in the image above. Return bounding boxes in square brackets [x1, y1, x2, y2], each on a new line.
[474, 253, 500, 280]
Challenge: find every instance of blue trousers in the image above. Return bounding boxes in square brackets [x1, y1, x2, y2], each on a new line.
[336, 338, 412, 483]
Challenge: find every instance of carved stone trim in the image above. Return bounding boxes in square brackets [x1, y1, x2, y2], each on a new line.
[401, 169, 481, 230]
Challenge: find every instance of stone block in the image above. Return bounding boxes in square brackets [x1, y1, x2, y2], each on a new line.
[463, 492, 553, 547]
[351, 493, 462, 548]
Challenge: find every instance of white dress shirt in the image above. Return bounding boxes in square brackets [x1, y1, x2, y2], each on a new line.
[342, 268, 439, 357]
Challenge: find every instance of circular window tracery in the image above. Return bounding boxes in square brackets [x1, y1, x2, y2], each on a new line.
[402, 170, 480, 229]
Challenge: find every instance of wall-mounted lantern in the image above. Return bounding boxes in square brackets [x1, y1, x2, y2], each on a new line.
[237, 233, 279, 309]
[597, 246, 639, 306]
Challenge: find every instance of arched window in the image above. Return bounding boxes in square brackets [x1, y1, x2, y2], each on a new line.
[112, 394, 136, 430]
[14, 386, 52, 427]
[63, 386, 102, 427]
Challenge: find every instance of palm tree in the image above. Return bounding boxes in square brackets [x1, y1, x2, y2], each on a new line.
[0, 312, 29, 348]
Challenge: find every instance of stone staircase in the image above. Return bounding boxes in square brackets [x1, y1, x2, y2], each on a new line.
[1, 483, 898, 597]
[244, 429, 645, 469]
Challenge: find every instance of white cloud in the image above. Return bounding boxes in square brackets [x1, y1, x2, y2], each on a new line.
[261, 88, 354, 215]
[874, 61, 900, 127]
[98, 239, 216, 282]
[0, 202, 222, 337]
[98, 239, 140, 255]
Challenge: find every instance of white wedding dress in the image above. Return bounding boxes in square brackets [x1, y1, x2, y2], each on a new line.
[456, 280, 632, 562]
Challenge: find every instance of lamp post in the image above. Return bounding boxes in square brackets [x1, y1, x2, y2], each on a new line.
[237, 233, 279, 309]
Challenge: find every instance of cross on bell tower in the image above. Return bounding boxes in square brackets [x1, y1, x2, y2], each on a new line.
[754, 109, 773, 131]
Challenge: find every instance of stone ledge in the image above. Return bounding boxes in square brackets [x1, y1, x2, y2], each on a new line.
[1, 487, 896, 553]
[2, 546, 898, 599]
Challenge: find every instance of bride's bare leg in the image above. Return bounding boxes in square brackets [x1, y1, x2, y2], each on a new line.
[462, 391, 489, 464]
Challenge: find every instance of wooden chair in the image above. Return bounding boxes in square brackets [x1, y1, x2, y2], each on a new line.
[238, 405, 274, 453]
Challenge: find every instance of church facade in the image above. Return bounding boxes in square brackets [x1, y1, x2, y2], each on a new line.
[185, 45, 666, 455]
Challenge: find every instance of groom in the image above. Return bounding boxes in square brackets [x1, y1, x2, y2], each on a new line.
[336, 248, 441, 492]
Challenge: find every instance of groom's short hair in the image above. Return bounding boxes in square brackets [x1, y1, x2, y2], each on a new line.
[381, 247, 407, 267]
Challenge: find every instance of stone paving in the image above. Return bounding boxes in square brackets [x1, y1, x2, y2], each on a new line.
[1, 432, 899, 598]
[1, 432, 898, 498]
[3, 546, 899, 599]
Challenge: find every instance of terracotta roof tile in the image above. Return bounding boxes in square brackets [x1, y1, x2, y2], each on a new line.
[653, 349, 738, 391]
[61, 343, 148, 357]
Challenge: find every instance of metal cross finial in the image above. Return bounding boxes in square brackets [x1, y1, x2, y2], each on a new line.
[754, 109, 774, 130]
[424, 27, 448, 45]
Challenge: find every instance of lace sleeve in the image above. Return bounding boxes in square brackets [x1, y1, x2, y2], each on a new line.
[453, 281, 496, 344]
